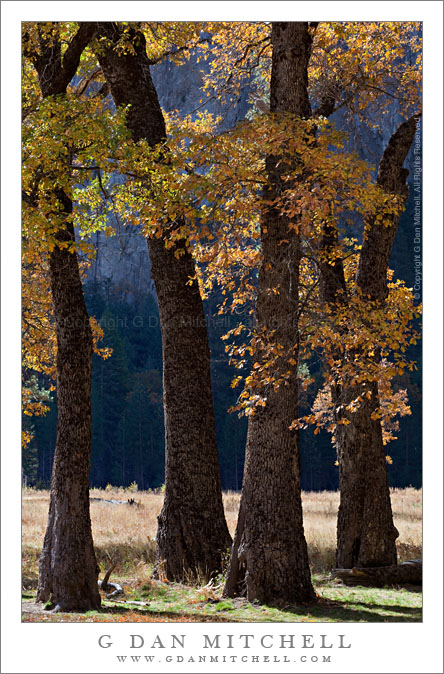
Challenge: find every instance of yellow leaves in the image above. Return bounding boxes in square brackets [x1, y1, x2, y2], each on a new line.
[22, 238, 113, 416]
[305, 266, 419, 390]
[22, 430, 34, 448]
[231, 376, 243, 389]
[311, 22, 421, 129]
[90, 317, 113, 360]
[141, 22, 206, 65]
[385, 455, 393, 464]
[23, 75, 129, 254]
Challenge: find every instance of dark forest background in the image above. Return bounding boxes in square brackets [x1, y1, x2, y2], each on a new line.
[23, 186, 422, 492]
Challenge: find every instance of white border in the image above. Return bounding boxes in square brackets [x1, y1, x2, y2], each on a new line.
[2, 2, 443, 673]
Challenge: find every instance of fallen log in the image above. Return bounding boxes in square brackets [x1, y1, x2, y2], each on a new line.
[332, 559, 422, 587]
[104, 585, 124, 599]
[89, 496, 128, 505]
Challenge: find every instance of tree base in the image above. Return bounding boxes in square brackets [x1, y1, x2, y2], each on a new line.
[37, 597, 101, 613]
[153, 502, 231, 583]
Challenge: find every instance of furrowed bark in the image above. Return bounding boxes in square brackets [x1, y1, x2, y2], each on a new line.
[32, 23, 100, 611]
[95, 22, 231, 581]
[37, 212, 100, 611]
[223, 22, 315, 604]
[334, 380, 399, 569]
[328, 115, 419, 569]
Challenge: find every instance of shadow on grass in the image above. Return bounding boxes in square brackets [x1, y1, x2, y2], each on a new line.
[335, 598, 421, 613]
[87, 604, 237, 622]
[22, 584, 422, 624]
[86, 596, 421, 623]
[277, 597, 422, 623]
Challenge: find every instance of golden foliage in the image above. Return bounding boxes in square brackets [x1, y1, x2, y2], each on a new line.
[21, 21, 422, 446]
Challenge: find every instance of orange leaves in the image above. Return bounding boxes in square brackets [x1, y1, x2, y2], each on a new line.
[121, 111, 377, 256]
[90, 317, 113, 360]
[301, 259, 421, 395]
[197, 22, 271, 108]
[301, 360, 412, 445]
[199, 21, 421, 130]
[189, 21, 421, 135]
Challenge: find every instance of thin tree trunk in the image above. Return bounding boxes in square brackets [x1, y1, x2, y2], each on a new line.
[26, 23, 101, 611]
[95, 23, 231, 581]
[224, 22, 315, 604]
[323, 115, 419, 569]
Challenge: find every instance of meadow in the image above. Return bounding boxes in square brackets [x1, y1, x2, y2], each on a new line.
[22, 487, 422, 623]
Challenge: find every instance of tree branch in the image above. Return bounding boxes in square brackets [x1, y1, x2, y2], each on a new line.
[57, 23, 98, 93]
[377, 113, 420, 192]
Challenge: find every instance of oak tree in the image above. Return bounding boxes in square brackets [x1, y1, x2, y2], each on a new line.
[222, 22, 317, 603]
[22, 21, 102, 611]
[93, 21, 231, 582]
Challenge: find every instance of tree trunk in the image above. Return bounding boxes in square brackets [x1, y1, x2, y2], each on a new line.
[318, 223, 399, 569]
[224, 22, 315, 604]
[331, 115, 419, 568]
[334, 382, 399, 568]
[37, 216, 101, 611]
[95, 23, 231, 581]
[28, 23, 101, 611]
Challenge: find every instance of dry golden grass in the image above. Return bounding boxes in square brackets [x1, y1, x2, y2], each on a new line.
[301, 487, 422, 571]
[22, 486, 421, 583]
